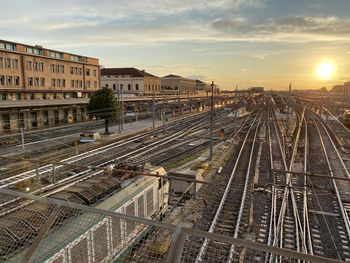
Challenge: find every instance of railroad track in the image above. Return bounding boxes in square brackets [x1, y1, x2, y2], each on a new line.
[0, 112, 214, 188]
[178, 109, 262, 262]
[304, 110, 350, 260]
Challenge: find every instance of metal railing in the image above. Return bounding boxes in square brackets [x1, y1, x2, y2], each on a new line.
[0, 188, 342, 263]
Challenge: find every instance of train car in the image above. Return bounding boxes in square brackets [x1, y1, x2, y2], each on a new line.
[6, 166, 169, 263]
[343, 110, 350, 128]
[79, 131, 101, 143]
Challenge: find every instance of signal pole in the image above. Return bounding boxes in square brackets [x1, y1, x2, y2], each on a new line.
[121, 87, 124, 130]
[209, 81, 214, 160]
[152, 86, 156, 138]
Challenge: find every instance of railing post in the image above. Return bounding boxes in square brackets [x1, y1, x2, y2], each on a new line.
[166, 225, 187, 263]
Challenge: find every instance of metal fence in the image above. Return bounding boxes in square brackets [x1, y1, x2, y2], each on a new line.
[0, 188, 342, 263]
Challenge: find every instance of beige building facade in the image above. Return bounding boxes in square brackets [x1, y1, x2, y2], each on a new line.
[161, 74, 197, 94]
[101, 68, 161, 95]
[0, 39, 100, 131]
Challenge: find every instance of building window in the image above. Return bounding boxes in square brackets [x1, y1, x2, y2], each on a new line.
[70, 67, 74, 75]
[15, 76, 20, 86]
[30, 93, 35, 100]
[5, 43, 16, 51]
[34, 78, 39, 87]
[94, 81, 97, 89]
[79, 80, 82, 88]
[106, 84, 109, 88]
[5, 58, 11, 68]
[34, 62, 38, 71]
[55, 65, 60, 73]
[40, 78, 45, 87]
[0, 57, 3, 68]
[39, 62, 44, 72]
[26, 47, 42, 55]
[0, 76, 4, 86]
[113, 84, 116, 90]
[26, 61, 32, 71]
[93, 69, 97, 77]
[51, 64, 55, 73]
[86, 69, 90, 76]
[50, 51, 63, 59]
[16, 93, 21, 100]
[71, 80, 74, 88]
[128, 84, 131, 90]
[12, 59, 19, 69]
[6, 76, 12, 86]
[53, 93, 57, 99]
[136, 84, 139, 90]
[60, 65, 65, 74]
[79, 68, 82, 75]
[51, 78, 56, 87]
[1, 93, 6, 100]
[62, 79, 65, 87]
[43, 93, 47, 99]
[120, 84, 123, 90]
[86, 81, 91, 88]
[27, 77, 33, 87]
[70, 55, 81, 62]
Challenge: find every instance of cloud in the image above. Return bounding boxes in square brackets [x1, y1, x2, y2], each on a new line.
[0, 1, 349, 49]
[210, 15, 350, 42]
[250, 54, 266, 59]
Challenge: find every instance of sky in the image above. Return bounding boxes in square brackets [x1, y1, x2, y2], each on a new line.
[1, 0, 350, 90]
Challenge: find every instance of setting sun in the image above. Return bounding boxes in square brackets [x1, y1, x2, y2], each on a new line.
[316, 62, 336, 81]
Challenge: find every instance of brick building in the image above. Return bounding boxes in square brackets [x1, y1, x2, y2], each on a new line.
[0, 39, 100, 131]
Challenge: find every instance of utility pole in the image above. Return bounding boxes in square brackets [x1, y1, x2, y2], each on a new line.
[286, 82, 291, 136]
[118, 89, 121, 133]
[162, 87, 166, 134]
[209, 81, 214, 161]
[121, 87, 124, 129]
[213, 84, 216, 126]
[152, 85, 156, 138]
[234, 86, 238, 119]
[20, 127, 25, 151]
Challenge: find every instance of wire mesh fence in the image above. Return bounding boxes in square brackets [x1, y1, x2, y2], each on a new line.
[0, 188, 343, 263]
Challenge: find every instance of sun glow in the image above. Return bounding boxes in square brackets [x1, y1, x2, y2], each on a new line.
[316, 62, 336, 81]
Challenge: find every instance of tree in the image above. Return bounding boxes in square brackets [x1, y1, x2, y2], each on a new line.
[87, 87, 120, 134]
[320, 86, 328, 93]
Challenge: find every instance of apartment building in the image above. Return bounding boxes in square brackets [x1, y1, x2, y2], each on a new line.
[0, 39, 100, 131]
[101, 67, 161, 95]
[161, 74, 197, 94]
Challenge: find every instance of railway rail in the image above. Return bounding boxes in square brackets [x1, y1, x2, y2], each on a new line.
[178, 109, 263, 262]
